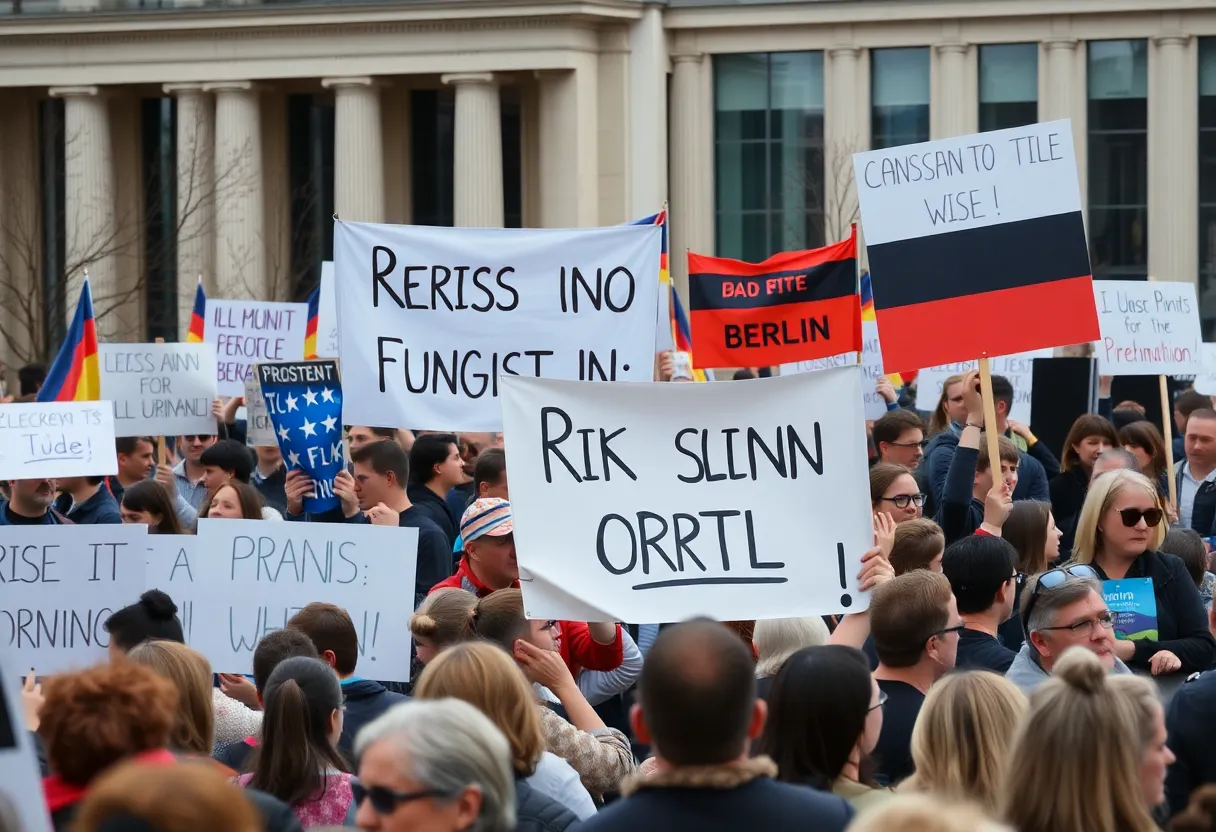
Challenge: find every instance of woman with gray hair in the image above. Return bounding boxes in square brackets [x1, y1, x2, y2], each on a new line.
[352, 699, 580, 832]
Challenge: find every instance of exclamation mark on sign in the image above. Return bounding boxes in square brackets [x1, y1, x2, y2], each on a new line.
[837, 542, 853, 608]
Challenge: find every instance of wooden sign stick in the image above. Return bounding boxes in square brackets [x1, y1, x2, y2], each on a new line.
[1160, 375, 1178, 508]
[154, 336, 167, 467]
[978, 356, 1002, 483]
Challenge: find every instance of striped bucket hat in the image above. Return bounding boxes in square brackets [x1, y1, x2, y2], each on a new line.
[460, 498, 514, 545]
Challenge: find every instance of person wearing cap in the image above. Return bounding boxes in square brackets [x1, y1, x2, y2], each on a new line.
[432, 498, 626, 679]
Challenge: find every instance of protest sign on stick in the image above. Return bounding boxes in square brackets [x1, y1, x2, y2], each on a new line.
[189, 519, 418, 680]
[205, 299, 308, 396]
[0, 525, 148, 674]
[243, 375, 277, 447]
[258, 361, 344, 513]
[500, 369, 873, 623]
[912, 351, 1050, 424]
[780, 319, 888, 420]
[0, 401, 117, 481]
[334, 221, 662, 431]
[0, 652, 52, 831]
[100, 342, 217, 438]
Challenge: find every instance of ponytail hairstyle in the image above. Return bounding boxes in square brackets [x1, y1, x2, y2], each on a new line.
[410, 588, 478, 649]
[461, 589, 530, 651]
[247, 656, 348, 807]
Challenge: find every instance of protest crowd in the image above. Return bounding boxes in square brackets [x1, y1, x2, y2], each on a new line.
[7, 120, 1216, 832]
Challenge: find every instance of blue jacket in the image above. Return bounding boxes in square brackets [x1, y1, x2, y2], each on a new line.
[923, 427, 1051, 509]
[338, 677, 408, 765]
[0, 502, 66, 526]
[54, 488, 121, 525]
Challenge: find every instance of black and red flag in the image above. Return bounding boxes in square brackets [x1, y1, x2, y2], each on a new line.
[686, 228, 861, 369]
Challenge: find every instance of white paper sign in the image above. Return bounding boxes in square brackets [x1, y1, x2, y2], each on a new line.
[189, 519, 418, 680]
[317, 262, 340, 358]
[205, 299, 308, 396]
[912, 349, 1052, 424]
[500, 369, 874, 623]
[144, 534, 197, 643]
[243, 376, 276, 447]
[334, 221, 662, 431]
[100, 343, 218, 437]
[0, 652, 52, 831]
[1093, 281, 1203, 375]
[781, 320, 888, 420]
[1194, 344, 1216, 395]
[0, 525, 148, 674]
[0, 401, 118, 480]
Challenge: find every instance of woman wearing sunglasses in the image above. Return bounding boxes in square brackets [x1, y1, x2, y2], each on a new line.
[1071, 469, 1216, 676]
[870, 463, 925, 525]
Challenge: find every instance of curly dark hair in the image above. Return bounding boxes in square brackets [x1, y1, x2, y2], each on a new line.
[39, 662, 177, 786]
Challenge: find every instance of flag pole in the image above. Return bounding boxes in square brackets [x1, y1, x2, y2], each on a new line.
[1147, 276, 1178, 508]
[154, 336, 167, 467]
[978, 355, 1002, 479]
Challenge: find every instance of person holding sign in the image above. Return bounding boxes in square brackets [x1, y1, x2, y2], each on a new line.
[1071, 470, 1216, 676]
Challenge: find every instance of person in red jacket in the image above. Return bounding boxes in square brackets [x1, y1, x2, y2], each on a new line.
[431, 497, 623, 676]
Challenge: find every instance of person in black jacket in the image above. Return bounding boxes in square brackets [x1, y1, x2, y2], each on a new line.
[1165, 657, 1216, 819]
[407, 432, 466, 548]
[1071, 468, 1216, 676]
[935, 423, 1018, 545]
[1049, 413, 1119, 558]
[941, 535, 1019, 674]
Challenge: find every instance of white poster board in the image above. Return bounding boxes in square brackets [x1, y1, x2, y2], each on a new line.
[0, 401, 118, 481]
[1093, 281, 1203, 376]
[189, 519, 418, 680]
[243, 376, 277, 447]
[500, 369, 873, 623]
[100, 343, 218, 437]
[206, 299, 309, 396]
[0, 525, 148, 673]
[912, 349, 1051, 424]
[0, 653, 52, 831]
[334, 221, 662, 431]
[1194, 344, 1216, 396]
[317, 262, 340, 358]
[780, 320, 888, 420]
[144, 534, 197, 643]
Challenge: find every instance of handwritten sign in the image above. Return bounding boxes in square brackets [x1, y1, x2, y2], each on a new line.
[781, 319, 888, 420]
[1093, 280, 1202, 376]
[500, 368, 873, 623]
[244, 375, 276, 447]
[258, 361, 344, 513]
[0, 651, 52, 831]
[317, 262, 340, 358]
[99, 343, 217, 437]
[145, 534, 197, 643]
[0, 525, 147, 673]
[205, 299, 308, 397]
[334, 221, 661, 431]
[188, 519, 417, 680]
[0, 401, 117, 481]
[912, 349, 1051, 424]
[1193, 344, 1216, 396]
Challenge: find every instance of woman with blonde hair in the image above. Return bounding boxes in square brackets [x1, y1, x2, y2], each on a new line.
[73, 760, 262, 832]
[851, 794, 1012, 832]
[410, 587, 478, 665]
[926, 374, 966, 438]
[126, 640, 215, 756]
[901, 671, 1026, 812]
[415, 640, 596, 819]
[1071, 468, 1215, 675]
[1001, 647, 1174, 832]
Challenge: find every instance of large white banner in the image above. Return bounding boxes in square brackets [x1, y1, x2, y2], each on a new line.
[1093, 280, 1203, 375]
[100, 343, 217, 437]
[188, 519, 418, 680]
[144, 534, 198, 643]
[780, 320, 888, 420]
[912, 350, 1051, 424]
[0, 401, 118, 481]
[500, 369, 874, 623]
[334, 221, 662, 431]
[206, 299, 308, 396]
[0, 525, 147, 674]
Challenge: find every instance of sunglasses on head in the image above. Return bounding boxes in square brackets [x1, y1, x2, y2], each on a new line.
[1021, 564, 1100, 639]
[351, 777, 449, 815]
[1117, 507, 1163, 528]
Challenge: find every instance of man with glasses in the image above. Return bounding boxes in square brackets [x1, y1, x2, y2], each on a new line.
[873, 410, 927, 470]
[870, 570, 962, 785]
[1005, 565, 1131, 693]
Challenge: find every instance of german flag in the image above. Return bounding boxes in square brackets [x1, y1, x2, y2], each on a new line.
[37, 279, 100, 402]
[304, 285, 320, 360]
[686, 228, 860, 369]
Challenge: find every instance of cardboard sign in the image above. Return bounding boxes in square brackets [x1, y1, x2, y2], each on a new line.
[100, 343, 217, 437]
[0, 401, 118, 481]
[913, 349, 1051, 424]
[781, 319, 888, 420]
[1103, 577, 1158, 641]
[258, 361, 344, 513]
[205, 299, 308, 396]
[0, 652, 53, 831]
[853, 119, 1098, 372]
[500, 369, 873, 623]
[144, 534, 197, 643]
[1193, 344, 1216, 396]
[333, 221, 661, 431]
[317, 262, 340, 358]
[1093, 281, 1202, 376]
[189, 519, 418, 680]
[243, 375, 277, 447]
[686, 233, 859, 368]
[0, 525, 148, 673]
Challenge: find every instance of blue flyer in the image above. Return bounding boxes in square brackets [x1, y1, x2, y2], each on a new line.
[1102, 578, 1158, 641]
[257, 360, 343, 513]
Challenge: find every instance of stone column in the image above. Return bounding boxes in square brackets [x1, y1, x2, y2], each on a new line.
[537, 58, 600, 228]
[1149, 35, 1198, 285]
[49, 86, 117, 338]
[826, 46, 862, 241]
[1042, 39, 1078, 122]
[669, 51, 712, 299]
[322, 77, 385, 223]
[933, 43, 969, 139]
[205, 81, 265, 298]
[627, 4, 668, 218]
[441, 73, 503, 228]
[164, 83, 215, 338]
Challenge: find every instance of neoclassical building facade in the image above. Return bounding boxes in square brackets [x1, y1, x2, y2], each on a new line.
[0, 0, 1214, 362]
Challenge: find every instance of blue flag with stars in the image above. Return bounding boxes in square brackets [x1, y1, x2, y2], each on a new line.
[257, 360, 344, 513]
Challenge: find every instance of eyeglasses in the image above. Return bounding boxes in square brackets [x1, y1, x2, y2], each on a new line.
[879, 493, 926, 509]
[1021, 564, 1100, 637]
[1117, 507, 1163, 528]
[887, 439, 929, 449]
[1038, 611, 1117, 637]
[181, 435, 212, 443]
[868, 690, 889, 712]
[351, 778, 449, 815]
[932, 623, 966, 639]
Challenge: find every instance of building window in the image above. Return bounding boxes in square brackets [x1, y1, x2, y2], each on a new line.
[871, 47, 930, 150]
[142, 97, 176, 340]
[1087, 40, 1148, 280]
[1201, 38, 1216, 332]
[287, 93, 335, 302]
[38, 98, 66, 356]
[714, 51, 825, 262]
[979, 44, 1038, 131]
